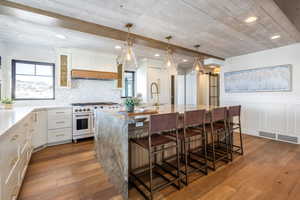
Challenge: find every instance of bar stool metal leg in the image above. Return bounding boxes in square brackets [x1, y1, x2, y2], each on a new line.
[239, 118, 244, 155]
[175, 130, 181, 189]
[148, 138, 153, 200]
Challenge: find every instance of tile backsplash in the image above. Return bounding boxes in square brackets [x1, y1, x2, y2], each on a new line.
[14, 79, 122, 106]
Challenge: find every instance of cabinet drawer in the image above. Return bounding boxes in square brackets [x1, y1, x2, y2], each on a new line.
[48, 109, 72, 118]
[48, 128, 72, 143]
[2, 135, 21, 182]
[48, 117, 72, 129]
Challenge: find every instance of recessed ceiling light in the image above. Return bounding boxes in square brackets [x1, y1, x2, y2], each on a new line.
[55, 34, 66, 39]
[245, 16, 257, 23]
[115, 45, 122, 49]
[182, 59, 188, 62]
[154, 53, 160, 57]
[271, 35, 281, 40]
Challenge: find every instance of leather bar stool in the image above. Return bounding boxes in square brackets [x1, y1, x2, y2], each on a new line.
[227, 105, 244, 160]
[206, 107, 230, 171]
[167, 109, 208, 185]
[130, 112, 181, 200]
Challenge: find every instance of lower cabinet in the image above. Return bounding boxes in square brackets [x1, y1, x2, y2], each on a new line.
[0, 108, 72, 200]
[48, 128, 72, 144]
[0, 113, 35, 200]
[47, 108, 72, 145]
[32, 110, 48, 149]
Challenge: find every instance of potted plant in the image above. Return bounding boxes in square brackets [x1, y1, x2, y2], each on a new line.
[1, 98, 14, 109]
[124, 96, 141, 113]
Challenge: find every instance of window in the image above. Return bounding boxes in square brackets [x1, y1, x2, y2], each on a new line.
[12, 60, 55, 100]
[122, 71, 135, 97]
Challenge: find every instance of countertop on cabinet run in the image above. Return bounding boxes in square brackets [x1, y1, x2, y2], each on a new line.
[0, 105, 71, 137]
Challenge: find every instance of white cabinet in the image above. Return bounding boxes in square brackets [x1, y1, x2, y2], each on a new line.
[0, 113, 35, 200]
[48, 128, 72, 144]
[32, 110, 48, 149]
[47, 108, 72, 145]
[0, 107, 73, 200]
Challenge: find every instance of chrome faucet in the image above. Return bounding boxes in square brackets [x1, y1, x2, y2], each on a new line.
[150, 82, 160, 106]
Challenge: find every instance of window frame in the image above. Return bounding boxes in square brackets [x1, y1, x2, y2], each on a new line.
[122, 70, 135, 98]
[11, 59, 55, 100]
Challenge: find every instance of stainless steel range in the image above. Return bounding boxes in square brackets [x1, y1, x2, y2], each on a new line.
[72, 102, 120, 142]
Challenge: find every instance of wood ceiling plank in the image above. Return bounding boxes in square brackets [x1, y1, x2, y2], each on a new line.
[2, 0, 299, 58]
[0, 0, 224, 60]
[251, 0, 300, 41]
[183, 0, 300, 55]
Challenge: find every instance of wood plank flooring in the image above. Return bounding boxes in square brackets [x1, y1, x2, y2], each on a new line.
[19, 135, 300, 200]
[18, 140, 122, 200]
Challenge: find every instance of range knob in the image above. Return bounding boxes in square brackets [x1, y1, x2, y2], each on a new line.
[87, 108, 90, 111]
[83, 109, 86, 112]
[75, 109, 78, 112]
[79, 109, 82, 112]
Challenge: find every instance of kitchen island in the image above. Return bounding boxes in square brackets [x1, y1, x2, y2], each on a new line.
[94, 104, 218, 199]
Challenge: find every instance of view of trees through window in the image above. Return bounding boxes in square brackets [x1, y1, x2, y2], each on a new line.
[12, 60, 55, 100]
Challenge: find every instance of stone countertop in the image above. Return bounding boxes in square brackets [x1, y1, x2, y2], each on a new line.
[93, 104, 221, 199]
[116, 104, 219, 124]
[0, 105, 71, 137]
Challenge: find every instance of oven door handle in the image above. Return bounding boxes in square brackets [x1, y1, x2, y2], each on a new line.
[75, 114, 90, 117]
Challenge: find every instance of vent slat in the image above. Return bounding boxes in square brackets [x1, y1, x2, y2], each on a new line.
[259, 131, 276, 139]
[277, 134, 298, 144]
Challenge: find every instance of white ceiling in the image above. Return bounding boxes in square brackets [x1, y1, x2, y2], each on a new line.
[1, 0, 300, 59]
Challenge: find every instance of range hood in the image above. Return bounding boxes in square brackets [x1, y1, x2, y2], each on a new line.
[71, 69, 118, 80]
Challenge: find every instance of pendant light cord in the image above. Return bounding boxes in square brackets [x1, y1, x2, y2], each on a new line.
[126, 23, 133, 45]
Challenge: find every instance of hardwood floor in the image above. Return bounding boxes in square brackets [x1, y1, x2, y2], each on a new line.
[18, 140, 122, 200]
[19, 135, 300, 200]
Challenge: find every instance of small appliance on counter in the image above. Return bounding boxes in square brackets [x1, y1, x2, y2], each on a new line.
[72, 102, 120, 143]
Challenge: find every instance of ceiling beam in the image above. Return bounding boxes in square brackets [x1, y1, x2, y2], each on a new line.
[0, 0, 224, 60]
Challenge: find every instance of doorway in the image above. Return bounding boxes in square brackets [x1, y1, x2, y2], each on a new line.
[209, 73, 220, 106]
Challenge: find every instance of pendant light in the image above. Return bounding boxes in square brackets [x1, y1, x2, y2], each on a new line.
[164, 36, 176, 69]
[193, 44, 204, 73]
[120, 23, 138, 69]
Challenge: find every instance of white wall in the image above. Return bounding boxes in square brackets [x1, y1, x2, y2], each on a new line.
[136, 59, 148, 103]
[221, 43, 300, 143]
[176, 71, 198, 105]
[0, 43, 121, 106]
[198, 74, 209, 106]
[0, 42, 7, 99]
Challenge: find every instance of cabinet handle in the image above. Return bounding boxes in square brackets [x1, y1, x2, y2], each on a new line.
[56, 134, 64, 137]
[56, 112, 65, 114]
[56, 121, 65, 124]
